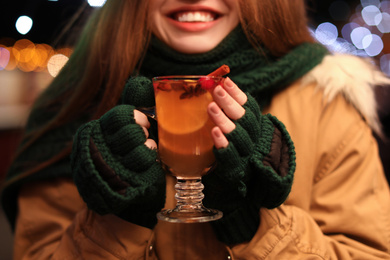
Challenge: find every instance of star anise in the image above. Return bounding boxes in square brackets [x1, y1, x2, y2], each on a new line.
[179, 83, 207, 99]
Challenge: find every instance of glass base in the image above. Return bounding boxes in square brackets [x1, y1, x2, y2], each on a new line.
[157, 177, 223, 223]
[157, 206, 222, 223]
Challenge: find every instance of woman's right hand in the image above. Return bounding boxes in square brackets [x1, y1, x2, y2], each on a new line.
[71, 76, 166, 230]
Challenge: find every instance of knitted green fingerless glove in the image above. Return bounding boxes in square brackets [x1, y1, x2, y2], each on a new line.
[122, 76, 156, 108]
[203, 93, 295, 245]
[121, 76, 158, 140]
[71, 77, 165, 229]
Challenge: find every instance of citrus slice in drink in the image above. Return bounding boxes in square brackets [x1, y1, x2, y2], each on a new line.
[156, 89, 213, 135]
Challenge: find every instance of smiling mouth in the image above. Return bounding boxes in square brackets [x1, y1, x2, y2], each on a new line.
[171, 11, 218, 22]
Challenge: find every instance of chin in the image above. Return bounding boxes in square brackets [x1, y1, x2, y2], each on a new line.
[173, 44, 218, 54]
[168, 36, 224, 54]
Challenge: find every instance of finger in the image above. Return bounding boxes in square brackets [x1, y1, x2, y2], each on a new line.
[134, 110, 151, 128]
[212, 85, 245, 120]
[141, 126, 149, 139]
[223, 77, 247, 106]
[208, 102, 236, 134]
[144, 138, 157, 149]
[211, 126, 229, 149]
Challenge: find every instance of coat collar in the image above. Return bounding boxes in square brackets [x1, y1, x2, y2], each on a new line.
[301, 54, 390, 137]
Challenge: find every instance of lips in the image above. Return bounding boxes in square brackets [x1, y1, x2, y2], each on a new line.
[165, 6, 221, 32]
[167, 6, 221, 23]
[172, 11, 217, 22]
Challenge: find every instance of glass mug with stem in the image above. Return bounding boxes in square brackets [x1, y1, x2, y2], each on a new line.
[147, 75, 225, 223]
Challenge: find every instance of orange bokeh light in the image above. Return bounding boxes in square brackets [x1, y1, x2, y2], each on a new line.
[1, 39, 71, 75]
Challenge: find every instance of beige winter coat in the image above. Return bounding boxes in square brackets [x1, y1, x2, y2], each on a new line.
[12, 54, 390, 259]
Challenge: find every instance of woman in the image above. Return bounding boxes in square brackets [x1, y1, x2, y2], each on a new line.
[2, 0, 390, 259]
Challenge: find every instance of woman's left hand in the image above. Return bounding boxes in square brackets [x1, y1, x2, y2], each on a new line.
[208, 77, 248, 149]
[203, 77, 296, 245]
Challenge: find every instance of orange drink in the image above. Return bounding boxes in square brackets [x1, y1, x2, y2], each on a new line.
[153, 76, 222, 178]
[153, 75, 224, 223]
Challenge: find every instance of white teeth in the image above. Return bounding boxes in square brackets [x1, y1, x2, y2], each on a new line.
[177, 12, 214, 22]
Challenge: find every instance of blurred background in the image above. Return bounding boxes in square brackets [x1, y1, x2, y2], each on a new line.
[0, 0, 389, 259]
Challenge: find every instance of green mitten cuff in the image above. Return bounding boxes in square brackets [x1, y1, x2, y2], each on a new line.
[203, 144, 248, 213]
[71, 106, 166, 229]
[210, 202, 260, 246]
[250, 114, 295, 208]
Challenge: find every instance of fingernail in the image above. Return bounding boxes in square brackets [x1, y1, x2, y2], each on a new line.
[213, 127, 222, 138]
[224, 77, 234, 89]
[209, 103, 219, 115]
[215, 86, 225, 97]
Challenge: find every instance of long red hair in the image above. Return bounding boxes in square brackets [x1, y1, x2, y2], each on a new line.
[6, 0, 315, 184]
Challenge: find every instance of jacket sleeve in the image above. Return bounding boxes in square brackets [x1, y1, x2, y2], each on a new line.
[227, 85, 390, 259]
[13, 177, 158, 260]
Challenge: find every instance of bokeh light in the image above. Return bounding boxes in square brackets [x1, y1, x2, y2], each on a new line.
[361, 0, 381, 8]
[364, 33, 384, 56]
[0, 39, 71, 76]
[311, 0, 389, 71]
[315, 22, 339, 45]
[47, 54, 69, 77]
[87, 0, 107, 7]
[341, 22, 360, 42]
[2, 0, 389, 76]
[382, 1, 390, 11]
[362, 5, 382, 25]
[0, 47, 10, 70]
[326, 37, 359, 54]
[377, 12, 390, 33]
[15, 16, 33, 35]
[351, 26, 372, 49]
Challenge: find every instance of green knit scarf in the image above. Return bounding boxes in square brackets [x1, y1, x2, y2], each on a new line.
[139, 26, 329, 108]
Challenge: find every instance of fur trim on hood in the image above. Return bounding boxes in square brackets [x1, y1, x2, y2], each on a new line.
[301, 54, 390, 137]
